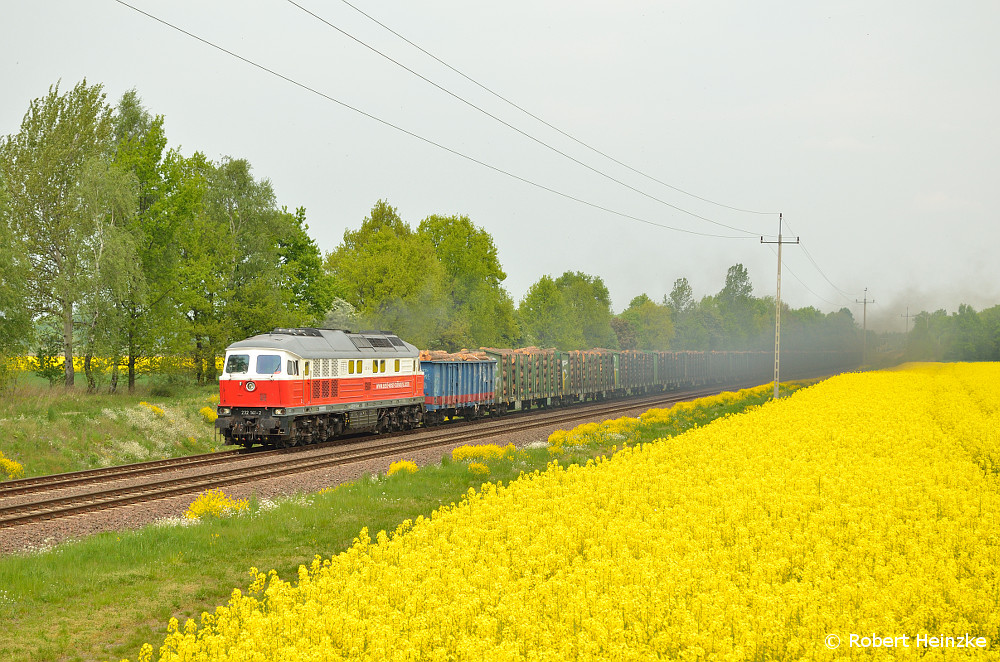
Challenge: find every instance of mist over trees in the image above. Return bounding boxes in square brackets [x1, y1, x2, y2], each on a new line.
[904, 305, 1000, 361]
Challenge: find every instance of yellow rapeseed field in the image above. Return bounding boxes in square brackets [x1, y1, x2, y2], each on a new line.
[132, 363, 1000, 661]
[4, 355, 225, 373]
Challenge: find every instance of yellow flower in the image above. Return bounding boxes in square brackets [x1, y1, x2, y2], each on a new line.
[387, 460, 418, 476]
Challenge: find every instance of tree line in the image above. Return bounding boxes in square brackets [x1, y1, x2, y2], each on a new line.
[903, 305, 1000, 361]
[1, 80, 873, 391]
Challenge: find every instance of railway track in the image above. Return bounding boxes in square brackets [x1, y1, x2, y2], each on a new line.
[0, 377, 809, 530]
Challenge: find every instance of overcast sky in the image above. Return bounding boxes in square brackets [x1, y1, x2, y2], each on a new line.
[4, 0, 998, 331]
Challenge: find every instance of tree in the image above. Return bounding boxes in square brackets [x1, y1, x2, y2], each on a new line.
[324, 200, 448, 348]
[0, 80, 119, 386]
[108, 90, 176, 391]
[278, 207, 334, 326]
[0, 183, 33, 388]
[416, 214, 518, 349]
[619, 294, 674, 350]
[74, 155, 139, 391]
[666, 277, 694, 315]
[554, 271, 618, 349]
[174, 156, 302, 381]
[716, 263, 766, 349]
[517, 275, 582, 349]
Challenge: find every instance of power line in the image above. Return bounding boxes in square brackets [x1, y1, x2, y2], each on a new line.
[334, 0, 778, 218]
[764, 244, 841, 307]
[285, 0, 764, 238]
[780, 218, 858, 302]
[113, 0, 757, 240]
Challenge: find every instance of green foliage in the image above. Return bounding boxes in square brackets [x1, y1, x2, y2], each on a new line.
[32, 329, 65, 387]
[417, 214, 519, 349]
[324, 200, 449, 348]
[278, 207, 334, 325]
[518, 271, 618, 350]
[617, 294, 674, 350]
[906, 304, 1000, 361]
[0, 185, 32, 363]
[0, 79, 118, 387]
[517, 274, 582, 349]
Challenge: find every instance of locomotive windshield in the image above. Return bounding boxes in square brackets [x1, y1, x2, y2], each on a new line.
[225, 354, 249, 374]
[256, 354, 282, 374]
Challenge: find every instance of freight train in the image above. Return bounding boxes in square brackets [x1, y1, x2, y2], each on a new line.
[215, 327, 854, 448]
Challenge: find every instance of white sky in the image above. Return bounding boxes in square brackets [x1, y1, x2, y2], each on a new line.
[4, 0, 998, 331]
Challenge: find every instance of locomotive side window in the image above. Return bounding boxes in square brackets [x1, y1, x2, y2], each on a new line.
[348, 361, 355, 375]
[356, 360, 362, 373]
[304, 361, 310, 376]
[395, 359, 400, 372]
[256, 354, 281, 374]
[225, 354, 250, 374]
[379, 359, 386, 373]
[287, 360, 298, 376]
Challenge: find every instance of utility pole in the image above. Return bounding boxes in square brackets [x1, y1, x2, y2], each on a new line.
[900, 306, 916, 334]
[761, 213, 799, 399]
[856, 288, 874, 365]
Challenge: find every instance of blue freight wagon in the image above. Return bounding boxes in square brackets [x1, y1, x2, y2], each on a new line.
[421, 357, 496, 425]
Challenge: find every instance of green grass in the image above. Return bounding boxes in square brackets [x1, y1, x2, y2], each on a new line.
[0, 379, 818, 662]
[0, 372, 230, 478]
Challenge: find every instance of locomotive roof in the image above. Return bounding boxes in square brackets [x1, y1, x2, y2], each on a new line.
[225, 328, 419, 359]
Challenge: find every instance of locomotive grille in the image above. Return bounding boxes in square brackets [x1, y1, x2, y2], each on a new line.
[330, 380, 339, 397]
[366, 337, 392, 348]
[321, 380, 330, 397]
[312, 380, 321, 398]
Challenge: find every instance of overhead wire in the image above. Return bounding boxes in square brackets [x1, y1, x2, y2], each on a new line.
[764, 244, 842, 307]
[334, 0, 778, 218]
[780, 218, 859, 303]
[285, 0, 765, 237]
[113, 0, 758, 240]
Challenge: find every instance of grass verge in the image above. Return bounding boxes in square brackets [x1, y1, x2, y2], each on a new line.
[0, 375, 229, 478]
[0, 380, 816, 662]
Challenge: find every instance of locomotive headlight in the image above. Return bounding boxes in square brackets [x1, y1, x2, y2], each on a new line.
[273, 408, 285, 415]
[218, 407, 231, 416]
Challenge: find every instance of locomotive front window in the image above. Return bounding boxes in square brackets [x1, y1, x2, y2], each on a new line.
[225, 354, 250, 374]
[256, 354, 282, 375]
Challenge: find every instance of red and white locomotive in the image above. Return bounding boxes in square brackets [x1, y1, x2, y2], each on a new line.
[215, 328, 424, 447]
